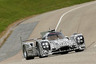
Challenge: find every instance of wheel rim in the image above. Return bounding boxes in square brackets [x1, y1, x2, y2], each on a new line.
[24, 50, 27, 58]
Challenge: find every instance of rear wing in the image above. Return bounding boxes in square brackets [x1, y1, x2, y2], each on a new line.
[20, 37, 42, 43]
[22, 38, 42, 42]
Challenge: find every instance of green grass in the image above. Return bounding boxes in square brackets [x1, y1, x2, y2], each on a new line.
[0, 0, 94, 33]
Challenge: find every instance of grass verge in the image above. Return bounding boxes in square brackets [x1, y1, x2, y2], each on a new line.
[0, 0, 94, 34]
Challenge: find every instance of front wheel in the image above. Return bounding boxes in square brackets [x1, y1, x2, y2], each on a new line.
[60, 51, 68, 54]
[23, 46, 34, 60]
[39, 55, 48, 58]
[75, 49, 84, 52]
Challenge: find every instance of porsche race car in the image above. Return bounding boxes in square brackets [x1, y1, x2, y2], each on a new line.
[21, 29, 85, 60]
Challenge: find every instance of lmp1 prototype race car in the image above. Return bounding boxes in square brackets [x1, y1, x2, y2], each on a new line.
[21, 29, 85, 60]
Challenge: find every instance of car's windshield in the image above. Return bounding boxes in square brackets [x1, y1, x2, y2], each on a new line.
[47, 32, 64, 40]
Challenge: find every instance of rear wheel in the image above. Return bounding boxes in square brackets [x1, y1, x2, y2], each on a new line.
[39, 55, 48, 58]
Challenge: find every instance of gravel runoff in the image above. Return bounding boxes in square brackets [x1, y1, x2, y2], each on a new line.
[0, 22, 38, 62]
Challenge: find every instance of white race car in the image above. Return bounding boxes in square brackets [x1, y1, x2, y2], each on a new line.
[21, 29, 85, 60]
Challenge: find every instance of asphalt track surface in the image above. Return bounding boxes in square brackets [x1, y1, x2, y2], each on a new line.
[0, 1, 96, 64]
[0, 22, 38, 61]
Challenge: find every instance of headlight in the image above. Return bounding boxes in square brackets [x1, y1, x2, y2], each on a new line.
[41, 42, 49, 49]
[80, 37, 82, 39]
[80, 40, 83, 42]
[42, 43, 45, 45]
[42, 45, 49, 49]
[43, 46, 46, 48]
[41, 42, 49, 46]
[77, 37, 80, 40]
[77, 36, 84, 44]
[78, 40, 80, 43]
[45, 42, 48, 45]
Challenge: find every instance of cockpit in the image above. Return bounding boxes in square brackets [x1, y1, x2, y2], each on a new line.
[47, 32, 64, 40]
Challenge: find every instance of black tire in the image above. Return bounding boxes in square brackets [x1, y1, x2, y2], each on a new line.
[25, 51, 34, 60]
[60, 51, 68, 54]
[39, 55, 48, 58]
[23, 48, 29, 60]
[25, 52, 30, 60]
[39, 55, 45, 58]
[75, 49, 84, 52]
[23, 45, 34, 60]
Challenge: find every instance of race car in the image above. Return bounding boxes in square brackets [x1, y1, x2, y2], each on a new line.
[21, 29, 85, 60]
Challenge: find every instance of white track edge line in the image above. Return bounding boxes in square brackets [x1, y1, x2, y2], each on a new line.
[55, 1, 96, 31]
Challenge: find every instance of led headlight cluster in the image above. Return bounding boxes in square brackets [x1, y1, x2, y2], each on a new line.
[77, 36, 83, 44]
[41, 42, 49, 49]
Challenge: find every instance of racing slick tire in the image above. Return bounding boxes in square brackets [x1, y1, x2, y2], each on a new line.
[75, 49, 84, 52]
[39, 55, 48, 58]
[23, 45, 34, 60]
[60, 51, 68, 54]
